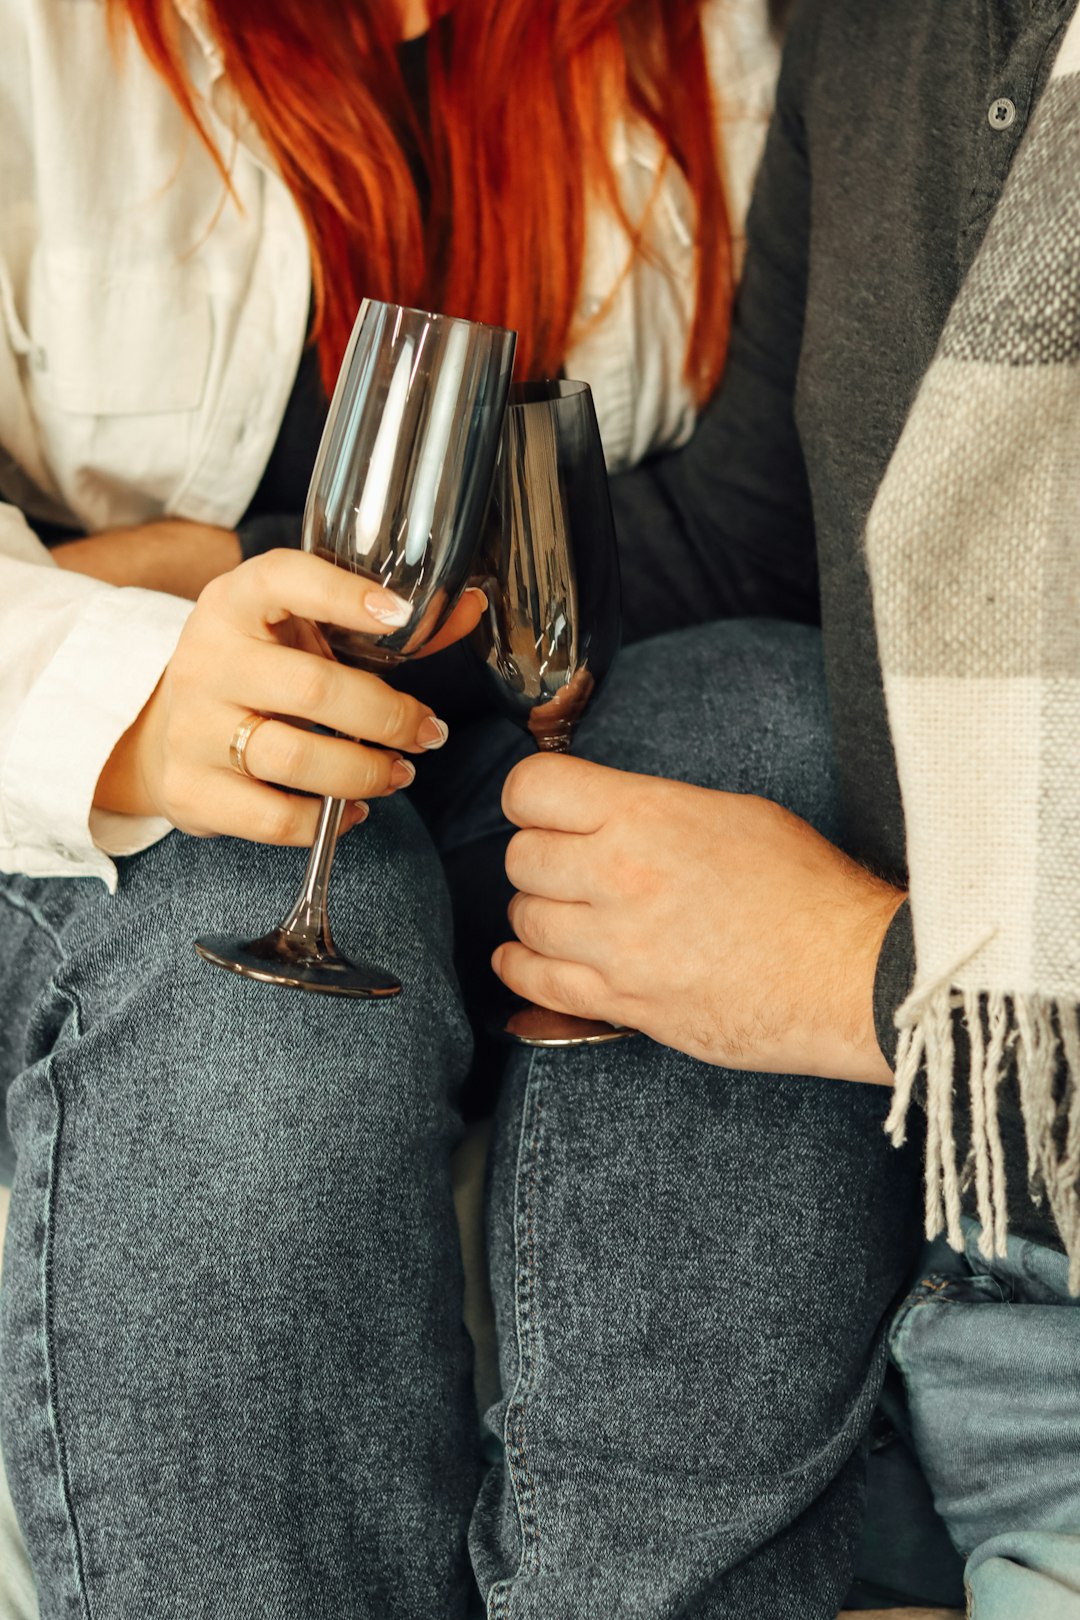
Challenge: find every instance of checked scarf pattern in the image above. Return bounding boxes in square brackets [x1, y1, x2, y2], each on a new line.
[865, 15, 1080, 1287]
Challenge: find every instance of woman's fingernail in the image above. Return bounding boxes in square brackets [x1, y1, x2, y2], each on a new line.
[352, 801, 370, 821]
[390, 758, 416, 789]
[417, 716, 450, 751]
[365, 590, 412, 628]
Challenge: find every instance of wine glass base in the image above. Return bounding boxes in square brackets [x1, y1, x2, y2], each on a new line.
[194, 934, 402, 998]
[493, 1001, 636, 1048]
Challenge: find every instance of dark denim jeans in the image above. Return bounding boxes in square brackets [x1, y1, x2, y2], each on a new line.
[0, 620, 924, 1618]
[453, 623, 925, 1618]
[0, 806, 479, 1619]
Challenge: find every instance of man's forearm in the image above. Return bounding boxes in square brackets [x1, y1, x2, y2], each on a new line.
[52, 520, 242, 599]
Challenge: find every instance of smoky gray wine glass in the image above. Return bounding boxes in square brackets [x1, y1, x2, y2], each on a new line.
[472, 379, 635, 1046]
[196, 300, 516, 996]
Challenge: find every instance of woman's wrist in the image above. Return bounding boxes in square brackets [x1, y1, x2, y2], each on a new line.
[94, 684, 163, 819]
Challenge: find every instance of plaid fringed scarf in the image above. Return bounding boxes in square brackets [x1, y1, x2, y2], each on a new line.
[865, 14, 1080, 1290]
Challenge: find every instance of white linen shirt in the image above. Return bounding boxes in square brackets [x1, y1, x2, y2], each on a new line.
[0, 0, 777, 889]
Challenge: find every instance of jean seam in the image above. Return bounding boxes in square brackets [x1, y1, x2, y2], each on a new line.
[39, 1049, 94, 1620]
[888, 1274, 972, 1381]
[0, 886, 68, 960]
[1, 883, 93, 1615]
[488, 1052, 545, 1620]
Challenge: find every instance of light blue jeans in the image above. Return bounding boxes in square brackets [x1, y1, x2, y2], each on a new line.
[890, 1216, 1080, 1618]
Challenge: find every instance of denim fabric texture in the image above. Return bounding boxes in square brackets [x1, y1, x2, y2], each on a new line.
[890, 1215, 1080, 1618]
[0, 620, 924, 1617]
[0, 801, 478, 1619]
[0, 1188, 39, 1620]
[462, 622, 926, 1618]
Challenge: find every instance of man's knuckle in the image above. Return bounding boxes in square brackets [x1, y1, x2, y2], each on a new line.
[515, 898, 547, 951]
[535, 959, 563, 1004]
[558, 973, 592, 1017]
[504, 831, 532, 889]
[502, 752, 543, 818]
[608, 846, 654, 899]
[501, 766, 525, 821]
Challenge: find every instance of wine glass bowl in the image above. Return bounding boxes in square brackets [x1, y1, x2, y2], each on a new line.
[472, 380, 621, 753]
[310, 301, 516, 672]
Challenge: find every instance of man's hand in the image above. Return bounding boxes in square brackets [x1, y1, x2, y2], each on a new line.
[52, 520, 242, 599]
[494, 754, 904, 1085]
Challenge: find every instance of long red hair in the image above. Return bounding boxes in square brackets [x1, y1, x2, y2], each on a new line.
[113, 0, 732, 400]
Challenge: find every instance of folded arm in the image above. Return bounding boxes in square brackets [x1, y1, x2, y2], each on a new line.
[50, 518, 242, 598]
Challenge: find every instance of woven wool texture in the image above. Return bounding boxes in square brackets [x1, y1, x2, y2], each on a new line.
[865, 20, 1080, 1287]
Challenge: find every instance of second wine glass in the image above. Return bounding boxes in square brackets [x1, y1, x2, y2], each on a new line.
[473, 379, 635, 1047]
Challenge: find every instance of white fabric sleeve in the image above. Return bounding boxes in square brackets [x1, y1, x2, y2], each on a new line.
[0, 504, 193, 892]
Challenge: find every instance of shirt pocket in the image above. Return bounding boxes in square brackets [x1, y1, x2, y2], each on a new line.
[25, 250, 214, 524]
[28, 250, 212, 415]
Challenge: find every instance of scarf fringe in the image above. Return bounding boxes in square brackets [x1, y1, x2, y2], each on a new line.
[885, 988, 1080, 1294]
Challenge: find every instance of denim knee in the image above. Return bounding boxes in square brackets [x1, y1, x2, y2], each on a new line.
[576, 619, 840, 840]
[2, 796, 472, 1206]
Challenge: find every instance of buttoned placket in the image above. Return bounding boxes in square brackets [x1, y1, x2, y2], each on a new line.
[960, 1, 1079, 270]
[987, 96, 1017, 129]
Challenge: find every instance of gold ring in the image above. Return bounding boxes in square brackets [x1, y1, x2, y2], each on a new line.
[230, 712, 270, 780]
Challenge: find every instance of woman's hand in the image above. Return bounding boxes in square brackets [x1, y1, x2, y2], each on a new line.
[494, 754, 905, 1085]
[52, 519, 243, 599]
[95, 549, 484, 845]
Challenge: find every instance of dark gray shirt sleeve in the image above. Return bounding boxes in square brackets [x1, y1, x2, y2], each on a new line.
[873, 900, 915, 1069]
[609, 8, 819, 643]
[235, 512, 304, 562]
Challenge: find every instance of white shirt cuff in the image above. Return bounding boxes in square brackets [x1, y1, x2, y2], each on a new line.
[3, 585, 193, 890]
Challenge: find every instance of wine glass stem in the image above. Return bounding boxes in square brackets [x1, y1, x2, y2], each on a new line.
[280, 795, 346, 956]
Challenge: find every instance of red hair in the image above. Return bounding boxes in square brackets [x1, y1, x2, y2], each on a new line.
[112, 0, 732, 401]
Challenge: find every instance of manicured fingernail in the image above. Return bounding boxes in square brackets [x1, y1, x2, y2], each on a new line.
[352, 801, 370, 822]
[417, 716, 449, 751]
[390, 758, 416, 789]
[491, 945, 505, 976]
[365, 590, 412, 628]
